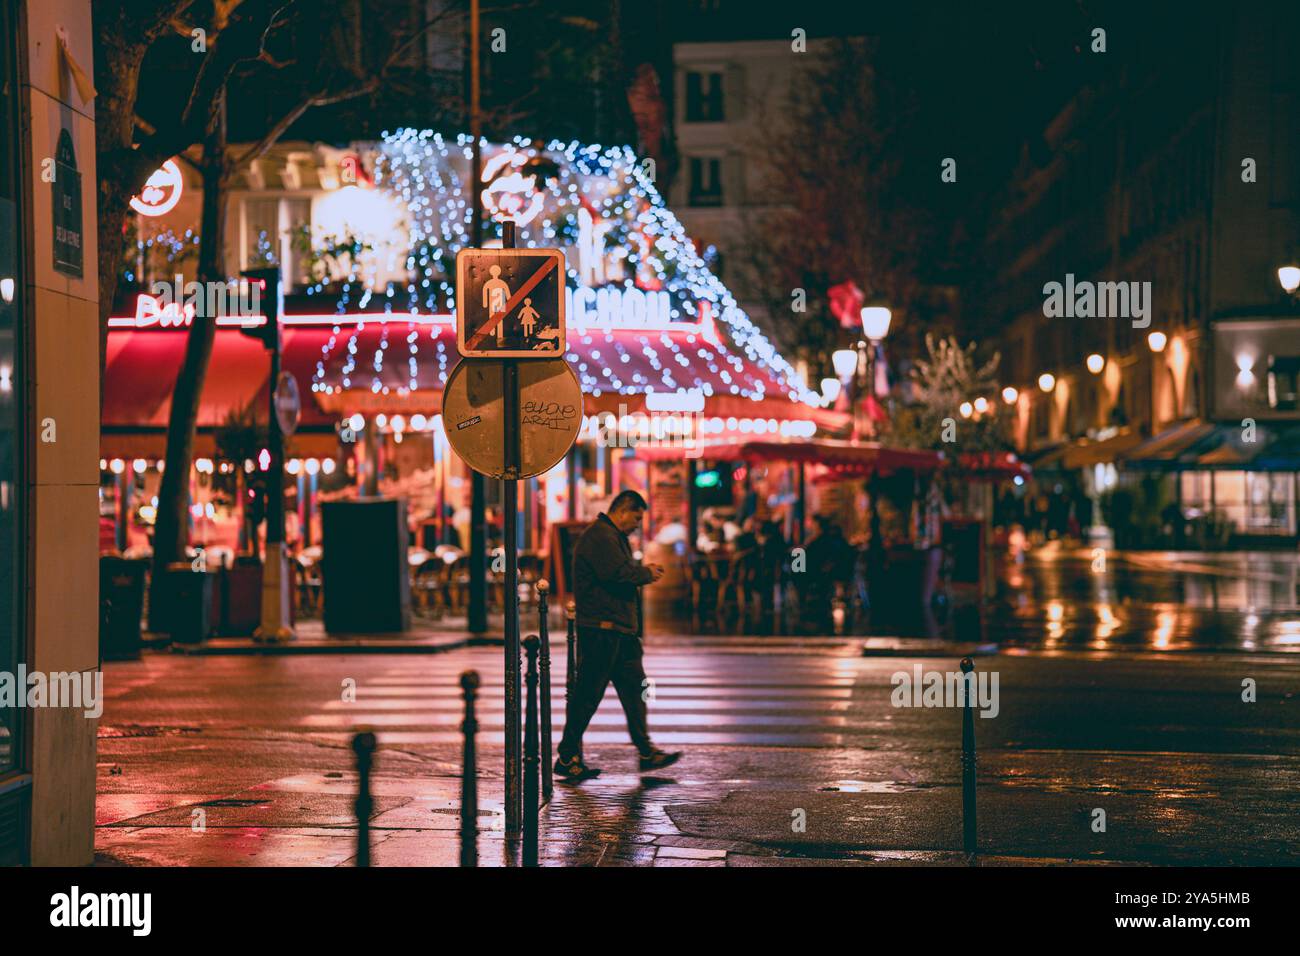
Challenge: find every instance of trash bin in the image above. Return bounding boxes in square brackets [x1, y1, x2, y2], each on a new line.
[163, 561, 214, 644]
[219, 556, 264, 635]
[99, 555, 147, 661]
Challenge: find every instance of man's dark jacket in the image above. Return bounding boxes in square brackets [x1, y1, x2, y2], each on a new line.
[573, 513, 653, 635]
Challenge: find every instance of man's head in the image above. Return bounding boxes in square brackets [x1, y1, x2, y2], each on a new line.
[606, 490, 648, 534]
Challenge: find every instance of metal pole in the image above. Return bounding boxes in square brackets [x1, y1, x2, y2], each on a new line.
[466, 0, 488, 635]
[565, 599, 577, 703]
[960, 657, 977, 856]
[536, 579, 554, 805]
[352, 730, 376, 867]
[522, 635, 540, 866]
[256, 271, 293, 642]
[459, 670, 479, 867]
[501, 219, 522, 833]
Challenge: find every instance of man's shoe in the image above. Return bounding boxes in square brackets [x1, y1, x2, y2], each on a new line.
[638, 749, 682, 772]
[554, 754, 601, 783]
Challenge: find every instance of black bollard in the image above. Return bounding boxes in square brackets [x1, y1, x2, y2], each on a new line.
[537, 580, 554, 805]
[960, 657, 977, 856]
[565, 599, 577, 703]
[523, 635, 541, 866]
[352, 730, 377, 867]
[459, 670, 480, 867]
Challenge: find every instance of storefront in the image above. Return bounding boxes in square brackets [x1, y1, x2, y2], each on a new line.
[102, 133, 836, 561]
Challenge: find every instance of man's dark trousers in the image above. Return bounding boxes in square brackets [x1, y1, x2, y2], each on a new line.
[558, 627, 652, 759]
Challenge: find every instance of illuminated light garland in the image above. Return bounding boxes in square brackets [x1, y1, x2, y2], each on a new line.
[307, 131, 820, 409]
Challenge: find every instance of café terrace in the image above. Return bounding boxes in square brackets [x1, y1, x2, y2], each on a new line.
[102, 132, 916, 569]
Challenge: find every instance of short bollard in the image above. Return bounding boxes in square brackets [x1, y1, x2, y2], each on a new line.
[352, 730, 377, 868]
[565, 599, 577, 703]
[536, 579, 554, 805]
[459, 670, 480, 868]
[523, 635, 541, 866]
[960, 657, 977, 856]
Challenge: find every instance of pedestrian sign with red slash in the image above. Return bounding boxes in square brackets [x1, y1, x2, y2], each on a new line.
[456, 248, 567, 357]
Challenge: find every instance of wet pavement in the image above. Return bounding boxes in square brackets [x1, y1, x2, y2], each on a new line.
[95, 636, 1300, 866]
[671, 545, 1300, 653]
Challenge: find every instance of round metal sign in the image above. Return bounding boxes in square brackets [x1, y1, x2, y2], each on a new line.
[443, 358, 582, 479]
[274, 371, 301, 436]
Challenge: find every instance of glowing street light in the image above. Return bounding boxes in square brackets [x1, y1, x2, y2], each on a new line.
[1038, 372, 1056, 393]
[1147, 331, 1167, 353]
[1086, 353, 1105, 374]
[959, 401, 973, 418]
[831, 348, 858, 381]
[1002, 386, 1019, 405]
[1278, 265, 1300, 293]
[820, 377, 842, 404]
[860, 306, 892, 341]
[973, 396, 989, 414]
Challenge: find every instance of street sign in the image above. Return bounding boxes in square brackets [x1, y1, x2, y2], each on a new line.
[456, 248, 566, 358]
[275, 371, 301, 436]
[442, 358, 582, 479]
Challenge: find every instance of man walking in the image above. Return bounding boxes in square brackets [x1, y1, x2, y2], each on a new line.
[555, 490, 682, 781]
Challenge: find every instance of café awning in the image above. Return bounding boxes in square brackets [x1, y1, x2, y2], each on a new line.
[1119, 419, 1217, 470]
[1061, 428, 1144, 469]
[635, 439, 944, 476]
[103, 315, 841, 455]
[956, 451, 1031, 481]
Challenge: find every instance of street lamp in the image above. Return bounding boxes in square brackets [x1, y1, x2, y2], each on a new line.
[959, 400, 973, 419]
[831, 348, 858, 381]
[1278, 265, 1300, 294]
[1086, 353, 1105, 374]
[1002, 386, 1019, 405]
[1038, 372, 1056, 393]
[860, 306, 892, 341]
[820, 377, 842, 405]
[1147, 331, 1167, 353]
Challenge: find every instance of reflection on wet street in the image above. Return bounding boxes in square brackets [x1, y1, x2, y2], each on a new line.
[983, 545, 1300, 653]
[650, 544, 1300, 652]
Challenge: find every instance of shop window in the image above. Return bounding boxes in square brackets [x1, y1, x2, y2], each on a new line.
[1266, 355, 1299, 411]
[684, 71, 724, 123]
[1214, 470, 1296, 535]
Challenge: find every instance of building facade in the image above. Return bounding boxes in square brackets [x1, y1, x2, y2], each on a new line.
[0, 0, 101, 865]
[978, 6, 1300, 540]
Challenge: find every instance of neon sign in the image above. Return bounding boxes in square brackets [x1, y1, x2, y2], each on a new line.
[129, 160, 184, 217]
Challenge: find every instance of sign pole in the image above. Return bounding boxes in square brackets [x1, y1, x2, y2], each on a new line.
[466, 0, 488, 636]
[501, 219, 522, 835]
[244, 268, 295, 643]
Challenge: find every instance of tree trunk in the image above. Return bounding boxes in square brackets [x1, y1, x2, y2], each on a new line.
[148, 92, 230, 627]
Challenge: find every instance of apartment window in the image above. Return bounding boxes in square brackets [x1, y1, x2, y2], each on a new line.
[685, 71, 724, 123]
[688, 157, 723, 207]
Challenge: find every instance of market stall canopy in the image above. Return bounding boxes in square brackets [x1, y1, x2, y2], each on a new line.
[635, 439, 944, 476]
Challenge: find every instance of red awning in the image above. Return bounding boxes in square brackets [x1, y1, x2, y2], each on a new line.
[955, 451, 1031, 481]
[636, 439, 944, 476]
[103, 317, 840, 452]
